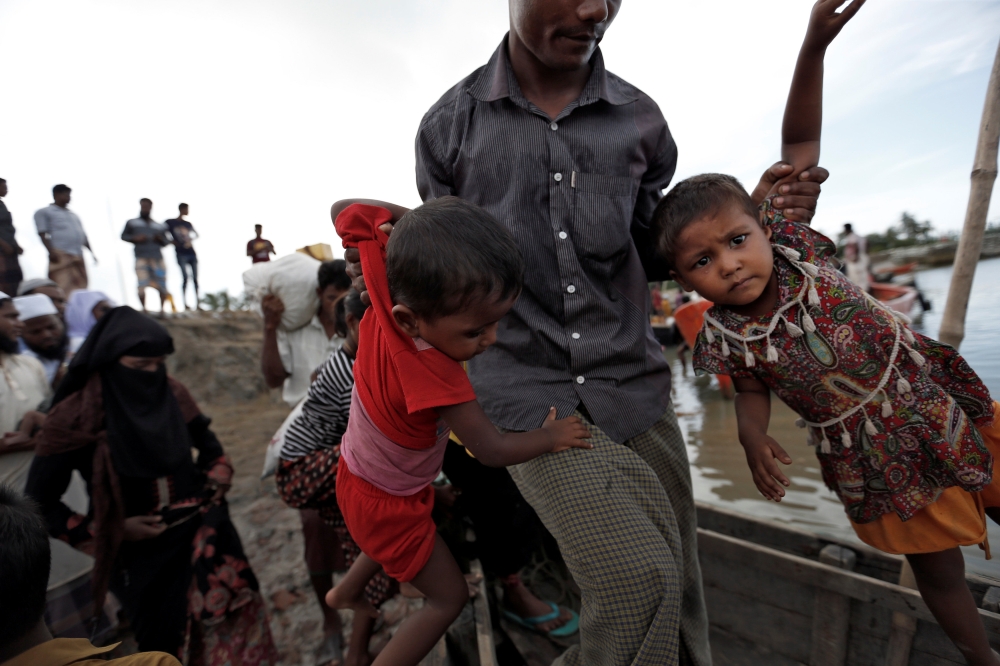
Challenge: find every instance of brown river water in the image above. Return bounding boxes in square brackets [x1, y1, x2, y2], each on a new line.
[675, 257, 1000, 579]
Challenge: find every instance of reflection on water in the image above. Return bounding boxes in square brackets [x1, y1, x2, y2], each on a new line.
[676, 257, 1000, 579]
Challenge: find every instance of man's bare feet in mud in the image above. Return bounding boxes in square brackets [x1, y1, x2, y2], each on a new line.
[326, 584, 379, 619]
[400, 572, 482, 599]
[503, 576, 571, 632]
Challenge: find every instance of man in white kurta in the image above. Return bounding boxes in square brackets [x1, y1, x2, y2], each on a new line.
[0, 292, 51, 492]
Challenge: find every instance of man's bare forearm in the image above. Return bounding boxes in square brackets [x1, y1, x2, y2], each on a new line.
[260, 326, 290, 388]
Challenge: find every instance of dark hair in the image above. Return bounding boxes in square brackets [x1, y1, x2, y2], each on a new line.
[318, 259, 351, 293]
[386, 196, 523, 319]
[843, 223, 853, 232]
[139, 198, 152, 205]
[0, 178, 6, 184]
[334, 289, 369, 337]
[651, 173, 758, 270]
[0, 485, 51, 646]
[179, 203, 189, 211]
[52, 184, 71, 196]
[255, 224, 262, 229]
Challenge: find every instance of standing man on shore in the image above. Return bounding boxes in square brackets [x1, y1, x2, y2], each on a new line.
[0, 179, 23, 296]
[121, 198, 171, 314]
[247, 224, 275, 264]
[165, 203, 200, 310]
[33, 184, 96, 293]
[385, 2, 829, 663]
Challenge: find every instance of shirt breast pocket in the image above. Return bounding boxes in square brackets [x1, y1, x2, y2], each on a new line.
[569, 172, 636, 277]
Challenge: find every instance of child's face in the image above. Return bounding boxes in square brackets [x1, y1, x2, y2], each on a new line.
[392, 295, 516, 362]
[670, 205, 775, 307]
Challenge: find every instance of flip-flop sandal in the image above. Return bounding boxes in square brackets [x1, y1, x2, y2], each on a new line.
[502, 601, 579, 638]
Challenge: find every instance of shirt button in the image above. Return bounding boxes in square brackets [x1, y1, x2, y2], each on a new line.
[566, 285, 576, 294]
[558, 231, 568, 240]
[576, 376, 585, 384]
[571, 332, 581, 340]
[550, 122, 559, 131]
[554, 172, 563, 182]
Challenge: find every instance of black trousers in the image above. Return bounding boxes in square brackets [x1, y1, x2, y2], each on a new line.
[442, 441, 544, 578]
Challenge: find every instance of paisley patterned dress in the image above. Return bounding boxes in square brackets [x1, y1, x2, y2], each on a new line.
[692, 201, 994, 525]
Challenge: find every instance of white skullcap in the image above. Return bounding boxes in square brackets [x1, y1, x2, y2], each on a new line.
[13, 294, 59, 321]
[0, 291, 9, 300]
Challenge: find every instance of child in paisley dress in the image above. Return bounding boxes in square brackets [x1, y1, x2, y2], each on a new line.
[652, 1, 1000, 664]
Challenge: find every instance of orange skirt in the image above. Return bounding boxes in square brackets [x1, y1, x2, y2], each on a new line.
[852, 403, 1000, 556]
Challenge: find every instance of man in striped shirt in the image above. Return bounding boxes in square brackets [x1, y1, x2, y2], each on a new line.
[408, 3, 829, 665]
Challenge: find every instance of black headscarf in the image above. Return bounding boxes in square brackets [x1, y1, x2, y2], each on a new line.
[53, 306, 193, 478]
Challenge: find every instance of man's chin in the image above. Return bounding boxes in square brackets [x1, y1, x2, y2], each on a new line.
[0, 334, 19, 355]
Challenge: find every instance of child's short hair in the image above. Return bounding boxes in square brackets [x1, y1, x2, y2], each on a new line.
[0, 484, 51, 647]
[386, 196, 524, 319]
[652, 173, 759, 270]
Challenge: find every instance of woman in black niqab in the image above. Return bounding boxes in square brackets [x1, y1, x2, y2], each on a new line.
[29, 306, 279, 663]
[55, 305, 192, 478]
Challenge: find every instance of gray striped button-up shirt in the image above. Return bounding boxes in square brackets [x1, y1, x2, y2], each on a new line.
[416, 37, 676, 443]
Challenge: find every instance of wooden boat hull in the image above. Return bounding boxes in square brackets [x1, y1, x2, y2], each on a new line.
[870, 283, 920, 317]
[697, 502, 1000, 665]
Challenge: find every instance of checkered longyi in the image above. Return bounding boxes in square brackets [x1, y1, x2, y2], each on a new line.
[507, 409, 710, 666]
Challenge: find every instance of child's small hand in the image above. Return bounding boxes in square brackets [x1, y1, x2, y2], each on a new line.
[741, 435, 793, 501]
[542, 407, 592, 453]
[804, 0, 865, 53]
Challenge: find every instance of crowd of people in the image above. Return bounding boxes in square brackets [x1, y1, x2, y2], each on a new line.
[3, 1, 1000, 666]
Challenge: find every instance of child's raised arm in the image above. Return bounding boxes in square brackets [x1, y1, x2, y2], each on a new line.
[438, 401, 591, 468]
[781, 0, 865, 175]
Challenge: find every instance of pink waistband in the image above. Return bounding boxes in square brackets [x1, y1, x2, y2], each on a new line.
[340, 386, 449, 497]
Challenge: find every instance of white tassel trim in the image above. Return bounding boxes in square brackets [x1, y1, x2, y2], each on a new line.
[897, 377, 911, 394]
[820, 436, 831, 454]
[705, 326, 715, 344]
[903, 327, 916, 345]
[841, 431, 852, 449]
[766, 344, 779, 363]
[744, 343, 755, 368]
[882, 399, 893, 419]
[808, 286, 821, 306]
[803, 313, 816, 333]
[786, 320, 804, 338]
[908, 350, 925, 367]
[795, 418, 807, 428]
[721, 337, 730, 357]
[865, 419, 877, 436]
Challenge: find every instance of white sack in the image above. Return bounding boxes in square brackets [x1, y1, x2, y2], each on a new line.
[243, 253, 321, 331]
[261, 398, 306, 479]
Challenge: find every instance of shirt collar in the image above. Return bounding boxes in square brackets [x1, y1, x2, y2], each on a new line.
[468, 34, 639, 109]
[1, 639, 118, 666]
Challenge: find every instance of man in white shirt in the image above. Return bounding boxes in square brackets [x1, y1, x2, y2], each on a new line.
[260, 260, 351, 406]
[12, 294, 66, 387]
[33, 185, 97, 293]
[0, 292, 51, 493]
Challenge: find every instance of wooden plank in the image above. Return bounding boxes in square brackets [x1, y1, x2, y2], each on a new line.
[710, 625, 805, 666]
[469, 560, 497, 666]
[697, 503, 903, 583]
[698, 527, 1000, 641]
[704, 584, 813, 663]
[700, 552, 815, 616]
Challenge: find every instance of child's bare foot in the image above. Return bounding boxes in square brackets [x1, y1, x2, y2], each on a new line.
[400, 573, 481, 599]
[326, 584, 379, 619]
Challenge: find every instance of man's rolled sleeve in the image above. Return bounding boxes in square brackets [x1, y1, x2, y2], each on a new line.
[34, 208, 50, 235]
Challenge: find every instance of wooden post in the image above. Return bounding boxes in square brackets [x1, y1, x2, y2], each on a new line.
[810, 544, 857, 666]
[470, 560, 498, 666]
[884, 562, 919, 666]
[939, 38, 1000, 348]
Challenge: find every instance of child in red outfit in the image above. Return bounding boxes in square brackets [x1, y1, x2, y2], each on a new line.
[329, 197, 591, 666]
